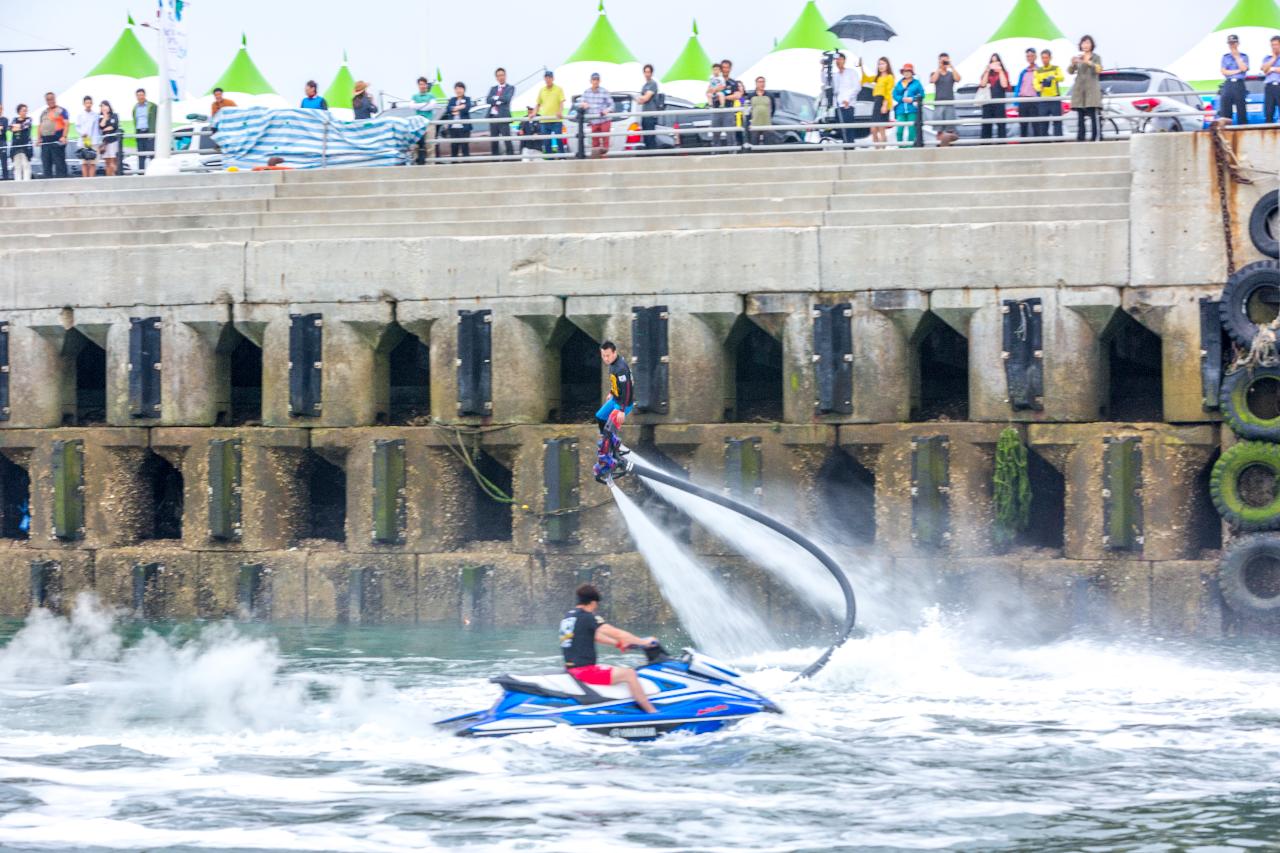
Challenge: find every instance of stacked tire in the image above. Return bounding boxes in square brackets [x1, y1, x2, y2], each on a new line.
[1212, 257, 1280, 622]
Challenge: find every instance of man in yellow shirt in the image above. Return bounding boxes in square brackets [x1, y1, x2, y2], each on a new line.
[1033, 50, 1065, 137]
[532, 70, 565, 154]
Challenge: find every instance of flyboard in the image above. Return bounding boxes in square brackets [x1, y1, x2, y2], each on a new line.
[435, 453, 858, 739]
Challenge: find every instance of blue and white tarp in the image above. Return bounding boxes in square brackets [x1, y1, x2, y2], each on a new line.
[211, 107, 429, 169]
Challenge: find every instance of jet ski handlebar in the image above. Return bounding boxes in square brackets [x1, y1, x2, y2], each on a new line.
[625, 641, 672, 663]
[629, 460, 857, 680]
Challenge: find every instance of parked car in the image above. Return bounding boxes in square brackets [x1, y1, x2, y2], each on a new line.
[1206, 75, 1270, 126]
[1097, 68, 1203, 135]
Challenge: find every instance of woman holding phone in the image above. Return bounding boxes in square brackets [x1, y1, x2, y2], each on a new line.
[1069, 36, 1104, 142]
[981, 54, 1011, 140]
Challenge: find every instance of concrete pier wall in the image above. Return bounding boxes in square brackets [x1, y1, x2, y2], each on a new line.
[0, 129, 1275, 635]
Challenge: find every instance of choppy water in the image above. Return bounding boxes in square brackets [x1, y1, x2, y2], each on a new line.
[2, 599, 1280, 852]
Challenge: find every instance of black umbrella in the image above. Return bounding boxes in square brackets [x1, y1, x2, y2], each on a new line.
[828, 14, 896, 43]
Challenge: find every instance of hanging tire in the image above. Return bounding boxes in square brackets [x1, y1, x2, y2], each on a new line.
[1220, 365, 1280, 441]
[1218, 260, 1280, 347]
[1218, 535, 1280, 621]
[1210, 441, 1280, 531]
[1250, 190, 1278, 259]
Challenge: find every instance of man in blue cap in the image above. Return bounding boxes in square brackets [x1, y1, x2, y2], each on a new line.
[1220, 34, 1250, 125]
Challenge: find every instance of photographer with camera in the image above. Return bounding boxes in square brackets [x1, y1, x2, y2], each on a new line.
[929, 53, 961, 135]
[820, 51, 861, 145]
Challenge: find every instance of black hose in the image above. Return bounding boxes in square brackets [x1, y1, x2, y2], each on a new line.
[628, 460, 857, 680]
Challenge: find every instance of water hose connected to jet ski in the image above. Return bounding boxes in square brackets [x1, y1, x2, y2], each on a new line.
[626, 459, 857, 680]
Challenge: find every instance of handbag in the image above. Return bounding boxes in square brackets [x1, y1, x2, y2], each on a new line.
[77, 146, 97, 160]
[974, 84, 992, 105]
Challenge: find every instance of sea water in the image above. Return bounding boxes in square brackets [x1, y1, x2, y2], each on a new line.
[1, 600, 1279, 851]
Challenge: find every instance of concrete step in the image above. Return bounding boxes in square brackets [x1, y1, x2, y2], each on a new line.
[845, 138, 1130, 164]
[833, 171, 1130, 195]
[0, 194, 831, 237]
[824, 203, 1130, 226]
[0, 182, 277, 208]
[271, 165, 843, 197]
[831, 185, 1129, 211]
[0, 209, 825, 250]
[838, 155, 1131, 179]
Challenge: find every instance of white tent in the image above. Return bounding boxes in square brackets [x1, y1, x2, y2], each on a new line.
[514, 2, 644, 113]
[1168, 0, 1280, 91]
[57, 17, 160, 117]
[955, 0, 1074, 89]
[741, 2, 844, 97]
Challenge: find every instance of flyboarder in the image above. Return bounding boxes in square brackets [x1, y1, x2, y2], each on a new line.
[559, 583, 658, 713]
[593, 341, 634, 482]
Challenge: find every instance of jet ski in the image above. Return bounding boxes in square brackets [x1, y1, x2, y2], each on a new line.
[436, 643, 781, 739]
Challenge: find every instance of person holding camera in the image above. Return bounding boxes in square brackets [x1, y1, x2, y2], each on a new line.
[1069, 36, 1104, 141]
[929, 53, 961, 135]
[98, 100, 120, 177]
[74, 96, 101, 178]
[980, 54, 1011, 139]
[1034, 50, 1064, 137]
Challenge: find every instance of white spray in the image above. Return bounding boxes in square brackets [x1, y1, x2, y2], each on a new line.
[608, 484, 775, 659]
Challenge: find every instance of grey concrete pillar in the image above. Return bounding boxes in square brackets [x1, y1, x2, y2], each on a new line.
[1124, 285, 1223, 424]
[838, 423, 1012, 557]
[567, 294, 743, 425]
[11, 309, 76, 428]
[1029, 423, 1217, 562]
[399, 297, 562, 425]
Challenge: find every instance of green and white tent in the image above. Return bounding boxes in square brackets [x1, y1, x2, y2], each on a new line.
[1168, 0, 1280, 91]
[956, 0, 1074, 88]
[322, 51, 357, 119]
[741, 2, 843, 97]
[58, 15, 160, 116]
[204, 34, 287, 108]
[662, 20, 714, 105]
[514, 2, 643, 111]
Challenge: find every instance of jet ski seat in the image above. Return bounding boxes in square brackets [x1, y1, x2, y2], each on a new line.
[493, 672, 662, 703]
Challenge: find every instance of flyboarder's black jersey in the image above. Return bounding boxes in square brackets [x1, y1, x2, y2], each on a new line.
[559, 607, 605, 667]
[608, 356, 634, 408]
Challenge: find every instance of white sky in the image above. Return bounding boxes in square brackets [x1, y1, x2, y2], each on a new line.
[0, 0, 1244, 109]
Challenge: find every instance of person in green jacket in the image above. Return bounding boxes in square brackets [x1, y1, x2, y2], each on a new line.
[1034, 49, 1065, 137]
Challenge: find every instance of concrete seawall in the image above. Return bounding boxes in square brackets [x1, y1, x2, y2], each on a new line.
[0, 130, 1275, 634]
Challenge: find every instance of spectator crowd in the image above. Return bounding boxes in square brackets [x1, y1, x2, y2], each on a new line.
[0, 30, 1275, 177]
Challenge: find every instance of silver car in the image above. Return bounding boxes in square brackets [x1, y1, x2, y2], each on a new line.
[1096, 68, 1205, 136]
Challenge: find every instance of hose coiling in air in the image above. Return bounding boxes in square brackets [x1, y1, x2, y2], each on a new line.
[629, 460, 857, 680]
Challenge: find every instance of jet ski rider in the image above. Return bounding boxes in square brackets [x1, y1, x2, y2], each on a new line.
[596, 341, 633, 454]
[560, 584, 658, 713]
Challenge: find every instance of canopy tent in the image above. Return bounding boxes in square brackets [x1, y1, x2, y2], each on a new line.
[322, 51, 357, 119]
[57, 15, 160, 115]
[513, 2, 644, 112]
[1168, 0, 1280, 90]
[741, 2, 844, 97]
[955, 0, 1074, 89]
[203, 34, 288, 108]
[661, 20, 714, 105]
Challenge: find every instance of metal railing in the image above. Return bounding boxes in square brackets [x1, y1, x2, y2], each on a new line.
[14, 88, 1277, 175]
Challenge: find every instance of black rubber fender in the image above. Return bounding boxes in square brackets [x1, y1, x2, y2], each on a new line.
[1210, 440, 1280, 531]
[1218, 260, 1280, 347]
[1220, 365, 1280, 441]
[1250, 190, 1278, 260]
[1218, 535, 1280, 620]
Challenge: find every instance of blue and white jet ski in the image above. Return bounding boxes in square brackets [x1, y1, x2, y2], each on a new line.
[436, 644, 780, 740]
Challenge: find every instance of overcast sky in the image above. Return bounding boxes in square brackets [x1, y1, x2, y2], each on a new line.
[1, 0, 1236, 108]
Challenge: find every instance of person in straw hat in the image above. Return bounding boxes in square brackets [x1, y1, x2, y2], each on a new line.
[353, 80, 378, 120]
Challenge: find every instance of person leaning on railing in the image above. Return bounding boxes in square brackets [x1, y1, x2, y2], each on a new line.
[578, 72, 612, 158]
[1068, 35, 1103, 142]
[1034, 50, 1065, 138]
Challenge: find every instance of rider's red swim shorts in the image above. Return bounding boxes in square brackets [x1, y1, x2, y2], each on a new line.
[567, 664, 614, 685]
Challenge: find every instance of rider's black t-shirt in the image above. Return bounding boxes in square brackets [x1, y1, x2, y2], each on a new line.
[560, 607, 605, 667]
[608, 356, 634, 409]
